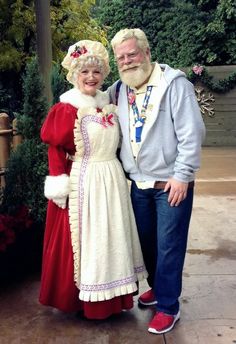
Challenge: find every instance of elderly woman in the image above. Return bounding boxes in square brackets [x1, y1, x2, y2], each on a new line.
[39, 40, 147, 319]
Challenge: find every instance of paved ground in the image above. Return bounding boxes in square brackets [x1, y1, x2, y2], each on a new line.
[0, 147, 236, 344]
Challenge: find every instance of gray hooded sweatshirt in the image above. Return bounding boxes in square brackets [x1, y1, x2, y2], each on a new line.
[108, 63, 206, 183]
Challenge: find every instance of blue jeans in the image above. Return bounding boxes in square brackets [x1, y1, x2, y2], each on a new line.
[131, 181, 193, 315]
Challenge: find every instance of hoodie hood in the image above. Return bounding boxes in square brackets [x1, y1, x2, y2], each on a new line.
[159, 64, 187, 85]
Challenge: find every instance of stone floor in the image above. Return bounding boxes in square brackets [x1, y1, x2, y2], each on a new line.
[0, 147, 236, 344]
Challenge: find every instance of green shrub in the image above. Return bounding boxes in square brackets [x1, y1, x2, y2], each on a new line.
[1, 58, 48, 226]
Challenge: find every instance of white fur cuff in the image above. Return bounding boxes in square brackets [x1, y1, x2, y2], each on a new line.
[44, 174, 70, 199]
[52, 196, 67, 209]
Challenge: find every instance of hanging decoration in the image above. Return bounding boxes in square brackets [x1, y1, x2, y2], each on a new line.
[187, 65, 236, 94]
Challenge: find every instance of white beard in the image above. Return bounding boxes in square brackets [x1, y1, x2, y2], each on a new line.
[119, 61, 153, 88]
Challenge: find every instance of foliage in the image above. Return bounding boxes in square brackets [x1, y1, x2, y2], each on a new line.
[194, 0, 236, 65]
[0, 206, 32, 252]
[95, 0, 236, 70]
[51, 63, 71, 105]
[0, 0, 107, 116]
[0, 87, 11, 115]
[16, 58, 48, 138]
[1, 58, 48, 225]
[0, 0, 35, 72]
[50, 0, 107, 62]
[0, 0, 107, 73]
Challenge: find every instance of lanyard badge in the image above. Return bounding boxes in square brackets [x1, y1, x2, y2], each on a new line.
[128, 86, 153, 142]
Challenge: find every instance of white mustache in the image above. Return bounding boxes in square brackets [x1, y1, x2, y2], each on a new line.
[121, 64, 141, 72]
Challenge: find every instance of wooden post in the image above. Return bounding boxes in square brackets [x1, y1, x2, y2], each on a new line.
[0, 113, 11, 188]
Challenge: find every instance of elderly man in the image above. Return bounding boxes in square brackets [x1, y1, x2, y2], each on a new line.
[108, 28, 205, 334]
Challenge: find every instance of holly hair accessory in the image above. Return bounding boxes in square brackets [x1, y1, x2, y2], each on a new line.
[70, 45, 88, 58]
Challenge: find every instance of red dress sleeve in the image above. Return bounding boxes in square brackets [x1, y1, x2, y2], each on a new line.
[41, 103, 77, 176]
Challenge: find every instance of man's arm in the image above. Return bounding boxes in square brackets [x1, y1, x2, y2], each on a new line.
[167, 77, 206, 206]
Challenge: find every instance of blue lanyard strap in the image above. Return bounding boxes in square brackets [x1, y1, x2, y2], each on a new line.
[128, 86, 153, 142]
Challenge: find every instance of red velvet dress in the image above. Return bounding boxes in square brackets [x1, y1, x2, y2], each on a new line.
[39, 101, 146, 319]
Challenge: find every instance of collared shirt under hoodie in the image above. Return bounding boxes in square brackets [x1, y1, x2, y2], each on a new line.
[129, 63, 163, 188]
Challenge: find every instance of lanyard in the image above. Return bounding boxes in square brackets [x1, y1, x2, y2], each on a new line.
[128, 86, 153, 142]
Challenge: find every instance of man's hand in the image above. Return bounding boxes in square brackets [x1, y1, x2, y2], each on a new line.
[164, 178, 188, 207]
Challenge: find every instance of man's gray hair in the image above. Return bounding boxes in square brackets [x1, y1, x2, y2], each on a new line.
[111, 28, 150, 52]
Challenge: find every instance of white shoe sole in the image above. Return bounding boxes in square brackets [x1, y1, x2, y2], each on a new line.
[148, 311, 180, 334]
[138, 299, 157, 306]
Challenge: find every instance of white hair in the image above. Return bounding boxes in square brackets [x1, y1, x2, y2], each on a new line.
[111, 28, 150, 53]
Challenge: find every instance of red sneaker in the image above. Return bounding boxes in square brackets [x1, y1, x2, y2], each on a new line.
[138, 289, 157, 306]
[148, 311, 180, 334]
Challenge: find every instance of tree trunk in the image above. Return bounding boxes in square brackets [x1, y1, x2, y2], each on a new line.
[34, 0, 53, 105]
